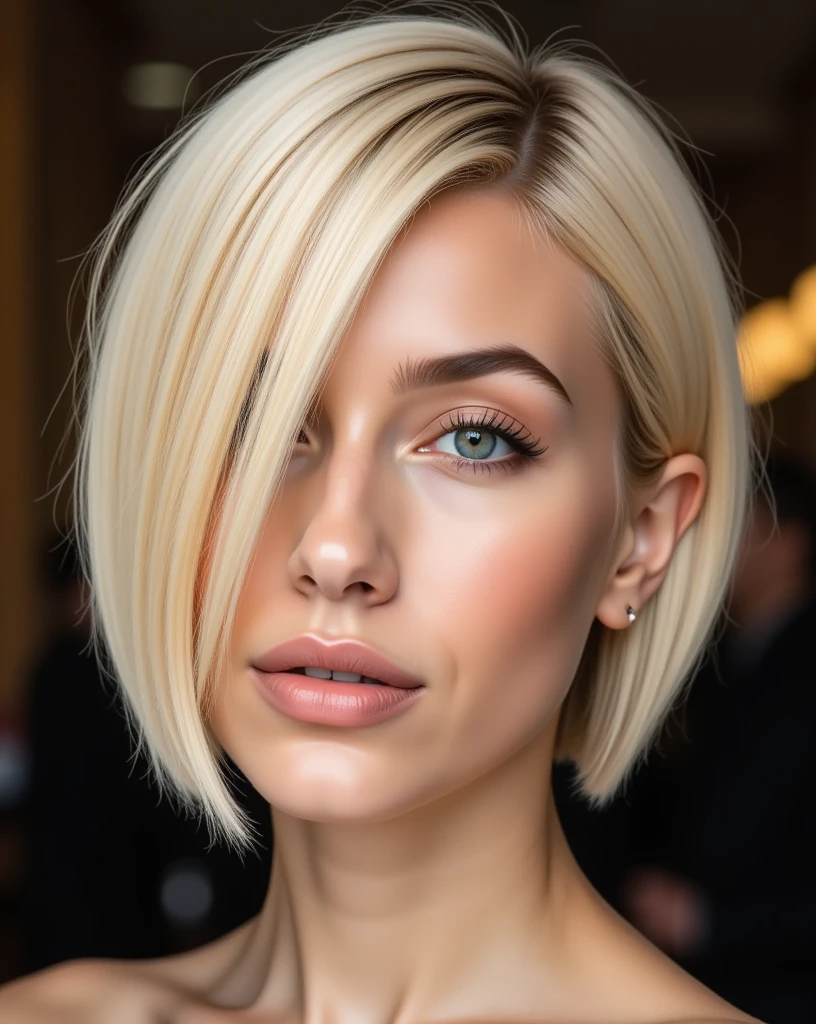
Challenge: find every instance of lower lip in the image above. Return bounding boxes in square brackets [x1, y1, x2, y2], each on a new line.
[254, 672, 424, 727]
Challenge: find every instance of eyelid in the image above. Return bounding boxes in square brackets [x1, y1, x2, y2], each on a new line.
[295, 405, 546, 457]
[427, 406, 546, 455]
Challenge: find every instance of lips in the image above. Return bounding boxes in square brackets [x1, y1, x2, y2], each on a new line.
[251, 635, 425, 690]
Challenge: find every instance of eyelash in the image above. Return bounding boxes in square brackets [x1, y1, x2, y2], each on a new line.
[294, 409, 548, 477]
[434, 408, 548, 477]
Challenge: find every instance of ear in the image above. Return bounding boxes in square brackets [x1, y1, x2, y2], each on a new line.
[596, 454, 707, 630]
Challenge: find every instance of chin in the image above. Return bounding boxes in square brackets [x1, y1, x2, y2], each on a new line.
[234, 739, 431, 824]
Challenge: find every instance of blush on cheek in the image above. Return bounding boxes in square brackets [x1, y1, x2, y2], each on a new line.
[456, 486, 616, 705]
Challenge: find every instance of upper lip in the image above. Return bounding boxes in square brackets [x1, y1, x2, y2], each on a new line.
[251, 635, 425, 689]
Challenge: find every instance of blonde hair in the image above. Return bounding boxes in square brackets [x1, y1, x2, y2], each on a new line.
[77, 10, 751, 847]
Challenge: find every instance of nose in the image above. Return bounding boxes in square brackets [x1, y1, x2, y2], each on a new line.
[287, 455, 399, 606]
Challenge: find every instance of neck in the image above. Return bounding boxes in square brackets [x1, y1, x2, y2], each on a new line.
[212, 733, 593, 1024]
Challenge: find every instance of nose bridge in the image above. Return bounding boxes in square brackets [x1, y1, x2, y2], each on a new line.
[289, 432, 397, 602]
[317, 429, 376, 522]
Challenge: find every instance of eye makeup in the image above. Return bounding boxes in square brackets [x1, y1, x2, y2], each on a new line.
[292, 397, 551, 480]
[420, 407, 548, 477]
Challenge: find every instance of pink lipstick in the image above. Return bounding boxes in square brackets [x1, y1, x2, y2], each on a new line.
[251, 635, 425, 727]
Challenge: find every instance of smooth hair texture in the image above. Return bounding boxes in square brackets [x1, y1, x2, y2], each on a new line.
[76, 9, 752, 848]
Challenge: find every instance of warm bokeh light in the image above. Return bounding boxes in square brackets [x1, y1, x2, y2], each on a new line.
[738, 298, 816, 404]
[790, 265, 816, 343]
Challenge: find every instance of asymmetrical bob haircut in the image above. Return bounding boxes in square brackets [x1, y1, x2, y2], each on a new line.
[77, 9, 751, 848]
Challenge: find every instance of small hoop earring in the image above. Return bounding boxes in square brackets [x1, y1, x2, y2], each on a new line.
[626, 605, 637, 624]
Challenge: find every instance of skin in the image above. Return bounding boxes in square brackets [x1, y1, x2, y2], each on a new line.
[0, 190, 758, 1024]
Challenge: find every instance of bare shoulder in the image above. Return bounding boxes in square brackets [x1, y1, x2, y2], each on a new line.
[0, 960, 168, 1023]
[0, 950, 234, 1024]
[661, 1018, 762, 1024]
[609, 942, 763, 1024]
[566, 885, 763, 1024]
[0, 918, 258, 1023]
[663, 1018, 763, 1024]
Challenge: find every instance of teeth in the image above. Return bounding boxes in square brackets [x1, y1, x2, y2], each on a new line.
[300, 667, 383, 684]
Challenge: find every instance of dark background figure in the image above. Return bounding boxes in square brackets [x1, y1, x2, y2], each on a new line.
[22, 536, 273, 971]
[557, 449, 816, 1024]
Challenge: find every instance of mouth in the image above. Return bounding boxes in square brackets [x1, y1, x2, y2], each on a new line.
[251, 635, 425, 690]
[253, 647, 426, 727]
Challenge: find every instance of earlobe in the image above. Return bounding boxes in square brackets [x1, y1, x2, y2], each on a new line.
[596, 454, 707, 630]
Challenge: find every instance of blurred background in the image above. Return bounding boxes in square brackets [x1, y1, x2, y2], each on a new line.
[1, 0, 816, 1020]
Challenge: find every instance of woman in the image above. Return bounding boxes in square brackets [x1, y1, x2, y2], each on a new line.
[5, 10, 757, 1022]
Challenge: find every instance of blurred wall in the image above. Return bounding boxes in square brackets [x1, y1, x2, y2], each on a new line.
[38, 0, 121, 523]
[0, 0, 120, 708]
[0, 0, 38, 714]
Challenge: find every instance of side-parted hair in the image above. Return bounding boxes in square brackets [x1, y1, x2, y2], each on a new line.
[77, 10, 751, 847]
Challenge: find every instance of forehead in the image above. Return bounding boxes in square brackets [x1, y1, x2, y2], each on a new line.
[324, 189, 619, 428]
[358, 190, 589, 343]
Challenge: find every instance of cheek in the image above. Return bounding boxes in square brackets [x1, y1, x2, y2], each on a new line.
[228, 513, 292, 643]
[408, 464, 616, 728]
[422, 475, 611, 629]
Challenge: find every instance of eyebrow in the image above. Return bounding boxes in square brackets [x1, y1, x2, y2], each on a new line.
[389, 344, 572, 406]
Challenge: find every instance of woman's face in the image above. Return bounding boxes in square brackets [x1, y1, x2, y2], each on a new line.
[209, 189, 625, 821]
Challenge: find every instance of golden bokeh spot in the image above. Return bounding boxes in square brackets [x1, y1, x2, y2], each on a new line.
[738, 266, 816, 405]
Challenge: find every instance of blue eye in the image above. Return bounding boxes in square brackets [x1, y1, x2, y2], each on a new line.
[436, 426, 514, 461]
[428, 408, 548, 476]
